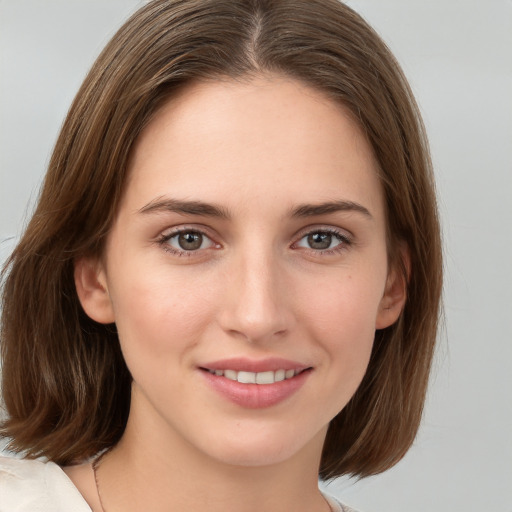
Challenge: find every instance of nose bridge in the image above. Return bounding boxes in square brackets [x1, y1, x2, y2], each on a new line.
[220, 241, 291, 342]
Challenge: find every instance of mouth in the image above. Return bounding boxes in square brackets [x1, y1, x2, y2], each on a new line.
[198, 358, 312, 408]
[201, 367, 309, 385]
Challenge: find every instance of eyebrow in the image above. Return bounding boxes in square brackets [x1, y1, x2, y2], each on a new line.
[291, 200, 373, 219]
[138, 197, 230, 219]
[138, 197, 372, 220]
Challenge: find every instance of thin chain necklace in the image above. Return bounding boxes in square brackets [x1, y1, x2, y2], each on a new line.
[92, 454, 336, 512]
[92, 453, 107, 512]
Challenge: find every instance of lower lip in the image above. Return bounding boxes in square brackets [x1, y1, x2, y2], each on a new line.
[201, 369, 311, 409]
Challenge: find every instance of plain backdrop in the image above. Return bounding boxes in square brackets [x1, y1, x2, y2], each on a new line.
[1, 1, 511, 511]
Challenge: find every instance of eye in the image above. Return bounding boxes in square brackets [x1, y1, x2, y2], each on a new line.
[294, 229, 351, 252]
[159, 229, 217, 254]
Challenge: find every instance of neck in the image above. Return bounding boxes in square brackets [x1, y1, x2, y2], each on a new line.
[95, 397, 330, 512]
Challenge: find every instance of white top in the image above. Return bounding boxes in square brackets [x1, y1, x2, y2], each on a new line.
[0, 455, 90, 511]
[0, 455, 357, 512]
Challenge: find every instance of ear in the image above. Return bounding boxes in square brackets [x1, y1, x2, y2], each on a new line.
[375, 246, 410, 330]
[74, 257, 115, 324]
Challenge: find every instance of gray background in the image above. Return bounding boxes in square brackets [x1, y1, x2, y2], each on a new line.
[1, 1, 511, 511]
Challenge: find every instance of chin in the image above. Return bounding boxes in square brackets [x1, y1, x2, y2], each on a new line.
[213, 443, 292, 467]
[196, 422, 327, 469]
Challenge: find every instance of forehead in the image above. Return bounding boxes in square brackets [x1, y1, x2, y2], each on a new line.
[123, 75, 383, 221]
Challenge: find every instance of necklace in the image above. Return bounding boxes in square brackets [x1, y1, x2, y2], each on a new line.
[92, 453, 107, 512]
[92, 453, 336, 512]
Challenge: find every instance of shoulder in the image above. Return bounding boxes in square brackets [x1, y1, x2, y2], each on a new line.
[0, 455, 91, 512]
[323, 491, 362, 512]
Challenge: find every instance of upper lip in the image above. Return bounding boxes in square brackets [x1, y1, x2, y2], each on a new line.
[199, 357, 311, 373]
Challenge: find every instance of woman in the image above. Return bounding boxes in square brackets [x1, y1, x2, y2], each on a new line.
[0, 1, 442, 511]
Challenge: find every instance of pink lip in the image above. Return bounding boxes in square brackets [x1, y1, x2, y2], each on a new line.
[199, 358, 312, 409]
[200, 357, 309, 373]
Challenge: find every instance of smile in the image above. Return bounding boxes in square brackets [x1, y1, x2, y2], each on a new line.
[204, 368, 301, 384]
[199, 358, 312, 408]
[201, 367, 311, 408]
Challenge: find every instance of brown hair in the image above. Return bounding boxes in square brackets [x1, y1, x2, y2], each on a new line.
[0, 0, 442, 479]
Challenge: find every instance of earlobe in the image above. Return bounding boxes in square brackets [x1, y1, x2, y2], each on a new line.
[74, 257, 115, 324]
[375, 248, 410, 330]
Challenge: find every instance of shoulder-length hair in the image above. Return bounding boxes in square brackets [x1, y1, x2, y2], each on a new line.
[1, 0, 442, 479]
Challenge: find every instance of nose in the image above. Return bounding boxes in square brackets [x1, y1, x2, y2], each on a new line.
[218, 248, 294, 343]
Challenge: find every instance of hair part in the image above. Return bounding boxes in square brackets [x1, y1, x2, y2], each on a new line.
[1, 0, 442, 479]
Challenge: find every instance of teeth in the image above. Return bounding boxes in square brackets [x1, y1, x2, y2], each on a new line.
[208, 368, 301, 385]
[255, 371, 274, 384]
[274, 369, 285, 382]
[224, 369, 237, 381]
[237, 371, 256, 384]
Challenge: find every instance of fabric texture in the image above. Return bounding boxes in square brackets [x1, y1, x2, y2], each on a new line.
[0, 455, 358, 512]
[324, 493, 360, 512]
[0, 455, 91, 511]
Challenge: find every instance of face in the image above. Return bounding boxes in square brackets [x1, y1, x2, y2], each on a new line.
[76, 75, 405, 469]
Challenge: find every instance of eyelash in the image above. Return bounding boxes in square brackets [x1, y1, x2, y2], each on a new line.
[292, 228, 352, 256]
[156, 227, 352, 257]
[156, 228, 218, 257]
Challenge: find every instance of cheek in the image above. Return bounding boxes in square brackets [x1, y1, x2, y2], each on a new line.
[302, 268, 383, 324]
[297, 269, 385, 367]
[107, 269, 217, 360]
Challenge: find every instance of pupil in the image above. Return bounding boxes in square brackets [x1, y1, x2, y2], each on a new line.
[178, 232, 202, 250]
[308, 232, 331, 250]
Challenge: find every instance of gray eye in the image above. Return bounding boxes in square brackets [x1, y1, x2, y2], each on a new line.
[178, 232, 203, 250]
[296, 231, 345, 251]
[307, 232, 333, 250]
[166, 231, 214, 252]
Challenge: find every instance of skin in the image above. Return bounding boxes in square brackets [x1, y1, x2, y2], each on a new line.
[71, 75, 406, 512]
